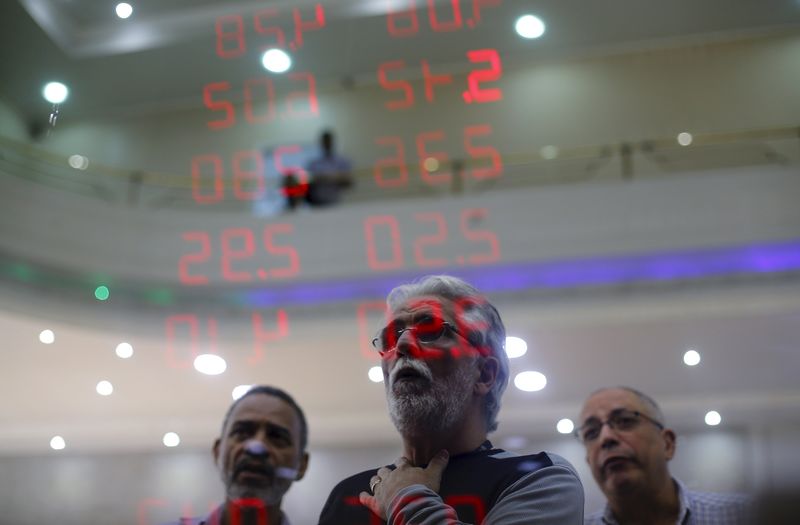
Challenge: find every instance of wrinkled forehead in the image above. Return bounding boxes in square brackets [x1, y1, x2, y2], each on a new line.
[579, 388, 649, 423]
[391, 294, 457, 321]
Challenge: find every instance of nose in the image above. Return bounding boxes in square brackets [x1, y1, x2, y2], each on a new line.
[393, 328, 419, 358]
[598, 422, 620, 450]
[243, 432, 271, 457]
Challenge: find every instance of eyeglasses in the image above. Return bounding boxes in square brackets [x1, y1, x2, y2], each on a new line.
[573, 409, 664, 444]
[371, 319, 461, 355]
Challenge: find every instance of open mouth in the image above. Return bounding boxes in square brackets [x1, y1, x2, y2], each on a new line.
[393, 367, 428, 384]
[602, 456, 633, 473]
[234, 463, 273, 481]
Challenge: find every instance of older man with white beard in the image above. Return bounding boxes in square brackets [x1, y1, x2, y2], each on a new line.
[318, 275, 584, 525]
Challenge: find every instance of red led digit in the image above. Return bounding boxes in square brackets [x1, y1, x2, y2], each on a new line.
[460, 208, 500, 264]
[164, 314, 200, 369]
[203, 82, 235, 130]
[416, 130, 451, 185]
[422, 60, 453, 103]
[191, 154, 225, 204]
[137, 498, 167, 525]
[254, 8, 286, 49]
[215, 15, 246, 59]
[244, 78, 276, 124]
[292, 4, 326, 48]
[229, 498, 267, 525]
[220, 228, 255, 282]
[356, 301, 389, 361]
[451, 296, 490, 358]
[343, 496, 383, 525]
[387, 0, 419, 37]
[413, 212, 449, 267]
[250, 310, 289, 365]
[471, 0, 501, 24]
[179, 231, 211, 285]
[285, 72, 319, 118]
[232, 150, 266, 200]
[373, 136, 409, 187]
[377, 61, 414, 110]
[427, 0, 463, 32]
[364, 215, 404, 271]
[464, 49, 503, 104]
[464, 124, 502, 179]
[444, 494, 487, 523]
[263, 223, 300, 278]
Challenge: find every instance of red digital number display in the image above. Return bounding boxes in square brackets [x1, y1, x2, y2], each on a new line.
[373, 124, 502, 188]
[377, 49, 502, 109]
[164, 311, 289, 369]
[386, 0, 502, 37]
[190, 146, 306, 205]
[215, 4, 326, 58]
[363, 208, 501, 272]
[203, 73, 318, 130]
[177, 225, 299, 285]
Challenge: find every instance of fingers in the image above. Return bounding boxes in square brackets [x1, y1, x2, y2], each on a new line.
[358, 492, 381, 517]
[426, 449, 450, 474]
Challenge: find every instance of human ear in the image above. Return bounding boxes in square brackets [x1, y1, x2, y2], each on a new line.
[474, 356, 499, 395]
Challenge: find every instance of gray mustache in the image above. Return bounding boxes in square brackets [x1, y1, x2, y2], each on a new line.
[390, 358, 434, 386]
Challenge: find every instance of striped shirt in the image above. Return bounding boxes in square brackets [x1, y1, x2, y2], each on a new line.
[585, 478, 751, 525]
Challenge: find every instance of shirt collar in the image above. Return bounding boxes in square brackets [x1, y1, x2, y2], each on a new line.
[199, 504, 290, 525]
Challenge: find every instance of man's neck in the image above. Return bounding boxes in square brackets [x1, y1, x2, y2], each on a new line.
[608, 478, 679, 525]
[220, 500, 283, 525]
[401, 418, 487, 466]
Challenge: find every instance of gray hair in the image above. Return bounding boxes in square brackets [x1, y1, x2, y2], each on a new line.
[386, 275, 509, 432]
[590, 385, 665, 424]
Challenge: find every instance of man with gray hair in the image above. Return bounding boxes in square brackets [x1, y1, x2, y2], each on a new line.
[577, 386, 751, 524]
[319, 275, 584, 524]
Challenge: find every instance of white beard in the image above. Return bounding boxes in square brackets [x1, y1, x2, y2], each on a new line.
[387, 357, 476, 437]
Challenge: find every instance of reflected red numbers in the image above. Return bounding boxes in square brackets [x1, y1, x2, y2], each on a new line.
[378, 48, 502, 108]
[373, 124, 502, 188]
[203, 72, 318, 130]
[387, 0, 501, 37]
[164, 311, 289, 369]
[363, 208, 500, 271]
[215, 4, 326, 58]
[178, 225, 300, 285]
[356, 301, 389, 361]
[191, 146, 306, 204]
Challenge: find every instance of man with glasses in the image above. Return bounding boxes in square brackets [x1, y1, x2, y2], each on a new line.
[319, 275, 584, 524]
[577, 386, 751, 524]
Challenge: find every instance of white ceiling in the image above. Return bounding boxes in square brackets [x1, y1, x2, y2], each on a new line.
[1, 0, 800, 455]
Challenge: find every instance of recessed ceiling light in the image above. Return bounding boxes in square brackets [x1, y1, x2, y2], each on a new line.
[39, 329, 55, 344]
[42, 82, 68, 104]
[94, 285, 110, 301]
[115, 342, 134, 359]
[556, 418, 574, 434]
[505, 336, 527, 358]
[368, 366, 384, 383]
[96, 380, 114, 396]
[116, 3, 133, 19]
[194, 354, 227, 375]
[262, 49, 292, 73]
[423, 157, 440, 172]
[515, 15, 546, 39]
[50, 436, 66, 450]
[232, 385, 253, 400]
[162, 432, 180, 447]
[677, 132, 693, 146]
[683, 349, 701, 366]
[68, 154, 89, 170]
[540, 145, 559, 159]
[705, 410, 721, 426]
[514, 371, 547, 392]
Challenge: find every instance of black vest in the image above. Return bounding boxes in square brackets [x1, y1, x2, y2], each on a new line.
[318, 445, 553, 525]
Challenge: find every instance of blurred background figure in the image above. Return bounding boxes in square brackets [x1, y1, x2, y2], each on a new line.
[283, 129, 353, 210]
